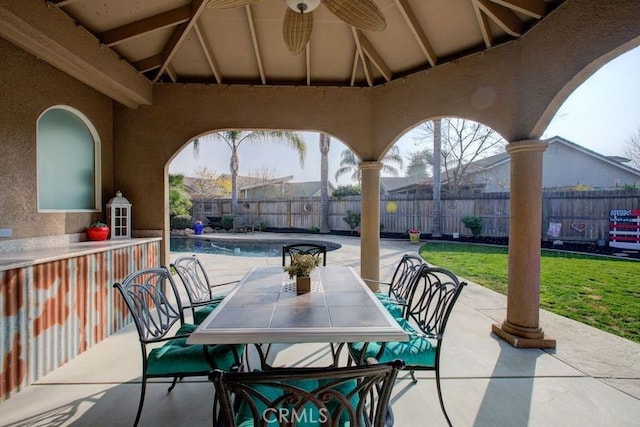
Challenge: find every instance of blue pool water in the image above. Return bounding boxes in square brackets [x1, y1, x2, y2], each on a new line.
[170, 237, 341, 257]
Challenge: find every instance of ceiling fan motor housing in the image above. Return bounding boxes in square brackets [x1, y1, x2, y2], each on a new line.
[285, 0, 321, 13]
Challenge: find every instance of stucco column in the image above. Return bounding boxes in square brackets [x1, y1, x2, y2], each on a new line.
[492, 140, 556, 348]
[359, 161, 382, 291]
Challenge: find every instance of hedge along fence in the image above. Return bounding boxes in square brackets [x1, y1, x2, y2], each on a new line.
[190, 189, 640, 243]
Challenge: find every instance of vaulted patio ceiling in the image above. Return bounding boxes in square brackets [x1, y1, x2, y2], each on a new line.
[0, 0, 564, 108]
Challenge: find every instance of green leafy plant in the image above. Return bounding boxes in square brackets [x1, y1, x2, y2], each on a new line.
[332, 185, 361, 198]
[90, 221, 107, 227]
[171, 215, 193, 230]
[343, 210, 361, 234]
[259, 220, 269, 231]
[462, 216, 483, 238]
[221, 214, 236, 231]
[283, 254, 320, 279]
[621, 183, 639, 191]
[309, 225, 320, 233]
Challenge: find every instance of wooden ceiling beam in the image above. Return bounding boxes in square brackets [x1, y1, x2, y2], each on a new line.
[473, 3, 494, 48]
[99, 6, 191, 46]
[0, 0, 151, 108]
[355, 29, 392, 82]
[166, 64, 177, 82]
[490, 0, 547, 19]
[306, 43, 311, 86]
[194, 21, 222, 84]
[133, 54, 162, 73]
[394, 0, 437, 67]
[49, 0, 83, 6]
[245, 4, 266, 85]
[351, 27, 372, 87]
[350, 49, 359, 87]
[473, 0, 523, 37]
[153, 0, 208, 82]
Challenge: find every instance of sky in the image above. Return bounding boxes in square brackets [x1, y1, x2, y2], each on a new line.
[169, 45, 640, 187]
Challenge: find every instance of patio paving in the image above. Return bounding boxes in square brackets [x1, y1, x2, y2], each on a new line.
[1, 233, 639, 426]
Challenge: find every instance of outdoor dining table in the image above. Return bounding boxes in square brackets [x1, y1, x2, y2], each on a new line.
[186, 265, 409, 346]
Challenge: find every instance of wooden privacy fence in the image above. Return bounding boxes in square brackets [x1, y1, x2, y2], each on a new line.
[190, 190, 640, 243]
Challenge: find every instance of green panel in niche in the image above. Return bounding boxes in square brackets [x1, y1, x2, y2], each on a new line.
[38, 108, 96, 210]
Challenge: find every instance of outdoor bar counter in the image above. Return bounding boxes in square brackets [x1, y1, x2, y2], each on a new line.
[0, 237, 161, 400]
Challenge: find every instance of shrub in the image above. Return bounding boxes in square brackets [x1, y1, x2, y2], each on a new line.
[309, 225, 320, 233]
[171, 214, 192, 230]
[333, 185, 361, 198]
[343, 210, 361, 233]
[221, 214, 236, 231]
[462, 216, 483, 238]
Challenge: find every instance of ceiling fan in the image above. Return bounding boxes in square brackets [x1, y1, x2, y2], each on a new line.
[207, 0, 387, 54]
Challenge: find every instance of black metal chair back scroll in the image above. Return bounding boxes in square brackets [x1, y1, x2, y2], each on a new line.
[368, 254, 425, 319]
[210, 359, 404, 427]
[113, 267, 243, 426]
[349, 266, 466, 427]
[171, 255, 238, 324]
[282, 243, 327, 266]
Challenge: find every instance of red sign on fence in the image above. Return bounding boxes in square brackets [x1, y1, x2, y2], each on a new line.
[609, 209, 640, 250]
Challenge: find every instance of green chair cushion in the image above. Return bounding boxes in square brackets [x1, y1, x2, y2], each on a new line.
[176, 323, 197, 334]
[349, 320, 437, 368]
[146, 337, 243, 376]
[375, 294, 405, 318]
[382, 301, 404, 319]
[193, 301, 222, 325]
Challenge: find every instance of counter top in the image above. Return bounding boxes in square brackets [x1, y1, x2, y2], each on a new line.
[0, 238, 161, 271]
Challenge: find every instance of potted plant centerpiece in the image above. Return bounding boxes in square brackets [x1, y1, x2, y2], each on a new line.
[284, 253, 320, 294]
[87, 221, 110, 241]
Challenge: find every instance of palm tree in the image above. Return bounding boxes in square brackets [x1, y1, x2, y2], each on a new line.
[194, 130, 306, 213]
[319, 133, 331, 233]
[334, 145, 404, 184]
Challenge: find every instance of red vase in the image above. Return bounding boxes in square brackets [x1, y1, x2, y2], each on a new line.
[87, 226, 110, 241]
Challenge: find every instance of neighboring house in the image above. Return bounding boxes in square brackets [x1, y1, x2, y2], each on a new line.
[185, 174, 335, 200]
[380, 177, 432, 195]
[243, 179, 335, 199]
[183, 174, 290, 199]
[280, 181, 336, 198]
[465, 136, 640, 192]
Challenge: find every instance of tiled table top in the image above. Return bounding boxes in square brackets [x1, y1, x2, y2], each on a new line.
[187, 266, 409, 345]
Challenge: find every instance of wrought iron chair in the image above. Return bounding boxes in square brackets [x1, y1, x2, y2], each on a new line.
[282, 243, 327, 267]
[365, 253, 425, 318]
[348, 266, 467, 427]
[113, 267, 244, 427]
[171, 254, 239, 324]
[210, 359, 404, 427]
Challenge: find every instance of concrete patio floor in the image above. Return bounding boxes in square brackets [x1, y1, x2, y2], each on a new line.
[1, 233, 639, 426]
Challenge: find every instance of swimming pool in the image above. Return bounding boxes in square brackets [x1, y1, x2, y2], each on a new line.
[170, 237, 341, 257]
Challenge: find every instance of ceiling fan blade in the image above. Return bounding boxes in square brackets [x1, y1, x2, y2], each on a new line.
[323, 0, 386, 31]
[207, 0, 261, 8]
[283, 8, 313, 55]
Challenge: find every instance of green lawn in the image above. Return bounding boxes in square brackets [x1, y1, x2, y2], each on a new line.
[418, 242, 640, 343]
